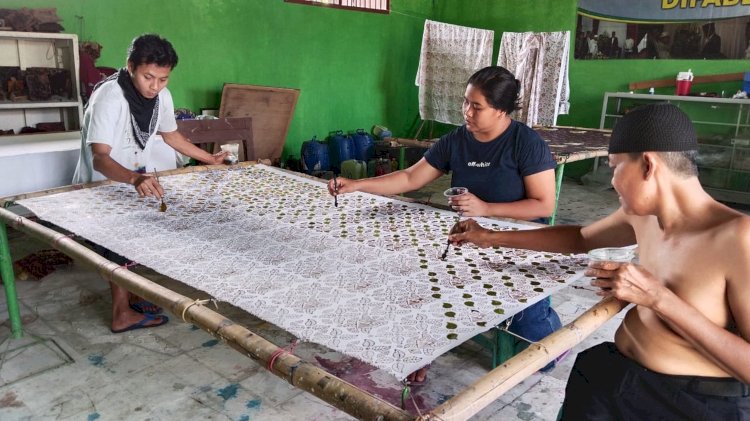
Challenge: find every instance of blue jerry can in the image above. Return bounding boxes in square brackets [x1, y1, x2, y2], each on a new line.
[351, 129, 374, 162]
[301, 136, 329, 173]
[328, 130, 354, 173]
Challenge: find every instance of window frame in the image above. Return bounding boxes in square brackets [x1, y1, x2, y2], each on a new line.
[285, 0, 390, 14]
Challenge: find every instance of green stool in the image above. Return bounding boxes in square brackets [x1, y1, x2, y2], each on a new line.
[471, 327, 516, 369]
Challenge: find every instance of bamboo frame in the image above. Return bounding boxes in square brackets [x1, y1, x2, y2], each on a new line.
[420, 297, 627, 421]
[0, 163, 626, 420]
[0, 205, 412, 421]
[0, 163, 253, 207]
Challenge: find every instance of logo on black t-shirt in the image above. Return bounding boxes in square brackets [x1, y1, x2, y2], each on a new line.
[467, 161, 491, 168]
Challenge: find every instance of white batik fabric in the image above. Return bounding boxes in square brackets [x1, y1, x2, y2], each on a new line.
[498, 31, 571, 126]
[18, 165, 586, 380]
[416, 20, 494, 125]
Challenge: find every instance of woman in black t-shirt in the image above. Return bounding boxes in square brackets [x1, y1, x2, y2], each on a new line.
[328, 66, 563, 383]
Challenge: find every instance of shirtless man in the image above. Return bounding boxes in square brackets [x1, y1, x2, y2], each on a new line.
[449, 103, 750, 419]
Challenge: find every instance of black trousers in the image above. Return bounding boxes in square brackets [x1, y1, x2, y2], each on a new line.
[560, 342, 750, 421]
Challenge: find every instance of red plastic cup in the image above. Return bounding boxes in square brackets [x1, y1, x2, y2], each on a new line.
[676, 79, 692, 96]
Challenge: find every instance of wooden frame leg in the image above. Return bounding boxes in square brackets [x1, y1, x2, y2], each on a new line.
[550, 163, 566, 226]
[471, 327, 517, 369]
[0, 221, 23, 338]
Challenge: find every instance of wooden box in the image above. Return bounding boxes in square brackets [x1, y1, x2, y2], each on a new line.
[218, 83, 300, 163]
[176, 117, 253, 161]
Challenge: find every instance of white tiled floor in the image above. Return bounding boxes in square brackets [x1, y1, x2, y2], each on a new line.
[0, 177, 624, 420]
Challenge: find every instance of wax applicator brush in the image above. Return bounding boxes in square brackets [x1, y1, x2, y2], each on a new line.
[153, 169, 167, 212]
[333, 174, 338, 207]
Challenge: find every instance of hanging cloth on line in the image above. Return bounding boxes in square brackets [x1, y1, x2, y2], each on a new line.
[416, 20, 494, 125]
[498, 31, 570, 127]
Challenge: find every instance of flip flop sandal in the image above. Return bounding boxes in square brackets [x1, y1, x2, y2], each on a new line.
[129, 299, 163, 314]
[111, 313, 169, 334]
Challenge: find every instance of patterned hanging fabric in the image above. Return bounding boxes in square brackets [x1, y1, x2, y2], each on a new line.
[416, 20, 494, 125]
[498, 31, 570, 126]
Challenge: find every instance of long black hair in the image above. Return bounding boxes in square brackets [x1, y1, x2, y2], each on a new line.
[466, 66, 520, 113]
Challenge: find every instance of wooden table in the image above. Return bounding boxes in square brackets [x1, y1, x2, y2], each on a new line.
[534, 126, 612, 224]
[389, 127, 612, 225]
[176, 117, 254, 160]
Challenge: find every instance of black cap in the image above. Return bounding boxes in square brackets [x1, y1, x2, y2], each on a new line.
[609, 103, 697, 154]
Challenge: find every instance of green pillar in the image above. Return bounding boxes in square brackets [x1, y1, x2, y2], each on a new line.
[550, 163, 565, 226]
[0, 222, 22, 338]
[398, 147, 406, 170]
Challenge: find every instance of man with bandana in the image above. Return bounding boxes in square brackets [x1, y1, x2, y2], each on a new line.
[73, 34, 227, 333]
[450, 103, 750, 419]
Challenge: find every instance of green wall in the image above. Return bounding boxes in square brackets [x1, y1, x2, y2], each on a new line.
[9, 0, 434, 160]
[7, 0, 749, 158]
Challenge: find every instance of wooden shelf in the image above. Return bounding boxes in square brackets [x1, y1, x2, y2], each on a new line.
[0, 31, 83, 137]
[0, 131, 80, 157]
[0, 101, 80, 110]
[628, 72, 744, 91]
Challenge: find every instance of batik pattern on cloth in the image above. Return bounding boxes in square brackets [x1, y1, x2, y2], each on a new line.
[535, 126, 611, 163]
[416, 20, 494, 125]
[498, 31, 570, 126]
[18, 165, 587, 380]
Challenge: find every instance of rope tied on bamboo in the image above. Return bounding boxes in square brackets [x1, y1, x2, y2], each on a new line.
[12, 215, 23, 228]
[181, 298, 219, 323]
[267, 339, 299, 373]
[498, 315, 552, 356]
[95, 259, 136, 281]
[109, 261, 138, 277]
[399, 382, 424, 417]
[52, 233, 76, 247]
[410, 389, 423, 417]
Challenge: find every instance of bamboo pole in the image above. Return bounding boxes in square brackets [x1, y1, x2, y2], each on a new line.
[0, 207, 413, 421]
[420, 297, 628, 421]
[0, 163, 256, 207]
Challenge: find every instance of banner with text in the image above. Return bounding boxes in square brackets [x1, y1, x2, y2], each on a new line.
[576, 0, 750, 59]
[579, 0, 750, 23]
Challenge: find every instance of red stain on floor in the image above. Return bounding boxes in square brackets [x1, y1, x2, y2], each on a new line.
[0, 391, 23, 408]
[315, 356, 429, 414]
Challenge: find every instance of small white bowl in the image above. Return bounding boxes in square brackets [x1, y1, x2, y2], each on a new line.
[587, 247, 636, 263]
